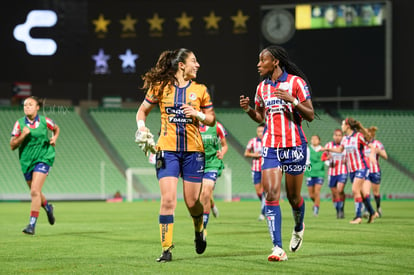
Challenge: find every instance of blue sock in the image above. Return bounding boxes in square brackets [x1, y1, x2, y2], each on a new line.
[363, 196, 375, 215]
[355, 198, 363, 217]
[292, 197, 305, 232]
[265, 201, 282, 248]
[203, 212, 210, 229]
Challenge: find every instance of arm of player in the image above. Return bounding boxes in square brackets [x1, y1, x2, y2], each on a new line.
[321, 146, 344, 154]
[376, 147, 388, 160]
[10, 126, 30, 151]
[240, 95, 265, 123]
[217, 136, 228, 160]
[49, 124, 60, 146]
[181, 104, 216, 127]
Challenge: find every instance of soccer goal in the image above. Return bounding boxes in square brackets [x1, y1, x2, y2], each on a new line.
[125, 166, 232, 202]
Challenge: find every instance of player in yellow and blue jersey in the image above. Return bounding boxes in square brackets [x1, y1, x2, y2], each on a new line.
[135, 48, 216, 262]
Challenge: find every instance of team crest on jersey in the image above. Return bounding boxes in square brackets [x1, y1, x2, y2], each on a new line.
[189, 93, 197, 100]
[278, 82, 290, 91]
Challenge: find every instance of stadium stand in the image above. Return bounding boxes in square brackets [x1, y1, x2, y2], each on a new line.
[2, 106, 413, 201]
[0, 107, 125, 200]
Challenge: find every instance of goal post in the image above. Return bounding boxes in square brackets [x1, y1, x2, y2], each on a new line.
[125, 165, 232, 202]
[125, 167, 156, 202]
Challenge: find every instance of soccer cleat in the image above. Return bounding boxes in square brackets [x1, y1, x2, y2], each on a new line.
[349, 217, 362, 224]
[258, 214, 265, 221]
[156, 245, 174, 263]
[46, 204, 55, 225]
[289, 223, 304, 252]
[368, 212, 379, 224]
[313, 206, 319, 217]
[268, 246, 288, 262]
[211, 205, 219, 218]
[22, 224, 35, 235]
[194, 230, 207, 254]
[377, 207, 382, 218]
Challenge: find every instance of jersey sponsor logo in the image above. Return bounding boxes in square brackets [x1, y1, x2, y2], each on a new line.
[165, 107, 185, 115]
[265, 98, 286, 106]
[168, 116, 193, 124]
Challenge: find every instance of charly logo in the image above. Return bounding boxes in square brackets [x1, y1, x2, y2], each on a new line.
[13, 10, 58, 56]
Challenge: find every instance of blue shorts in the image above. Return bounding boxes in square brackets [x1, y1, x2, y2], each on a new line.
[262, 144, 307, 176]
[367, 172, 381, 184]
[203, 171, 218, 182]
[156, 151, 204, 183]
[306, 177, 324, 187]
[349, 168, 369, 182]
[251, 171, 261, 185]
[328, 174, 348, 188]
[24, 162, 51, 181]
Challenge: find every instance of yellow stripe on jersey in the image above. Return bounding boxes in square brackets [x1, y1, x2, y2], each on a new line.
[145, 81, 213, 152]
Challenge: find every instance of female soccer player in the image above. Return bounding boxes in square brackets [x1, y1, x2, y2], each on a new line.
[322, 118, 378, 224]
[323, 129, 348, 219]
[240, 45, 314, 261]
[305, 135, 325, 217]
[364, 126, 388, 217]
[10, 96, 59, 235]
[199, 121, 228, 231]
[136, 48, 216, 262]
[244, 123, 266, 221]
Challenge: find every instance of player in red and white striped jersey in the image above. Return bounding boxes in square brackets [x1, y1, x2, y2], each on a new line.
[364, 126, 388, 217]
[244, 123, 265, 220]
[322, 118, 378, 224]
[322, 129, 348, 219]
[240, 45, 314, 261]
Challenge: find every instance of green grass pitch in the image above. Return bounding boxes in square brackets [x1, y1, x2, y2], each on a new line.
[1, 200, 413, 274]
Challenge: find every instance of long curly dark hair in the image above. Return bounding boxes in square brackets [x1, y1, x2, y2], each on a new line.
[141, 48, 192, 98]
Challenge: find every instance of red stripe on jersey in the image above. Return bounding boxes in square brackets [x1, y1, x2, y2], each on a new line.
[255, 73, 310, 148]
[341, 132, 368, 172]
[364, 139, 384, 173]
[246, 137, 262, 172]
[325, 141, 347, 176]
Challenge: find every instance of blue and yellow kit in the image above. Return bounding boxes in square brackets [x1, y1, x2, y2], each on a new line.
[145, 81, 213, 152]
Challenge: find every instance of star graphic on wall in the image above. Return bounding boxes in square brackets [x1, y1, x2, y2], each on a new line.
[203, 11, 222, 30]
[92, 14, 111, 32]
[120, 14, 137, 32]
[175, 12, 193, 30]
[92, 48, 110, 74]
[147, 13, 165, 31]
[119, 49, 139, 68]
[230, 9, 249, 28]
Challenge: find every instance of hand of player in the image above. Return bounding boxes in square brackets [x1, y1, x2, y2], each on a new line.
[240, 95, 250, 111]
[273, 89, 295, 104]
[49, 136, 57, 146]
[180, 104, 197, 118]
[22, 126, 30, 137]
[216, 151, 224, 160]
[135, 127, 156, 156]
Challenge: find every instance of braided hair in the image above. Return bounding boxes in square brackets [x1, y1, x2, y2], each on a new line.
[263, 45, 312, 95]
[142, 48, 192, 98]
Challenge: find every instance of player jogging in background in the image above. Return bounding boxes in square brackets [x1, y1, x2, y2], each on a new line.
[199, 121, 228, 233]
[244, 123, 266, 221]
[240, 45, 315, 262]
[136, 48, 215, 262]
[323, 129, 348, 219]
[322, 118, 378, 224]
[10, 96, 59, 235]
[364, 126, 388, 217]
[305, 135, 325, 217]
